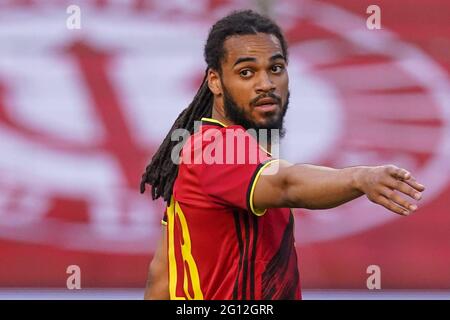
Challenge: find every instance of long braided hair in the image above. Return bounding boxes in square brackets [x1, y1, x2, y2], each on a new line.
[140, 10, 288, 202]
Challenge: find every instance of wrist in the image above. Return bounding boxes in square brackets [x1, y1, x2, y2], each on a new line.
[349, 166, 370, 194]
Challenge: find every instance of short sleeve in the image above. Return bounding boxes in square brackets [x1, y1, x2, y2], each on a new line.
[193, 127, 277, 215]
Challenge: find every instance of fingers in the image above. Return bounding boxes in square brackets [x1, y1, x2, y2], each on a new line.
[387, 166, 426, 192]
[388, 166, 410, 180]
[385, 178, 422, 201]
[375, 195, 410, 216]
[370, 165, 425, 216]
[379, 187, 417, 213]
[402, 175, 426, 192]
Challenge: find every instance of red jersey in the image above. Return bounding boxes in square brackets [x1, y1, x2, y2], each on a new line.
[165, 117, 301, 300]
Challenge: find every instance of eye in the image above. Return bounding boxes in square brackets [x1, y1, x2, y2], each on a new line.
[271, 65, 284, 74]
[239, 69, 253, 78]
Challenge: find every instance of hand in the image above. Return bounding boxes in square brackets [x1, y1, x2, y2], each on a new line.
[355, 165, 426, 216]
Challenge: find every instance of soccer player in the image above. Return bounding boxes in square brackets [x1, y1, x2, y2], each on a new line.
[140, 10, 425, 300]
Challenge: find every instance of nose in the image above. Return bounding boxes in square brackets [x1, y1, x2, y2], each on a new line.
[255, 72, 276, 93]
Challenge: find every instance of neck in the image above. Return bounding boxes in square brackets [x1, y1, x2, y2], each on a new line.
[211, 103, 235, 127]
[210, 104, 273, 154]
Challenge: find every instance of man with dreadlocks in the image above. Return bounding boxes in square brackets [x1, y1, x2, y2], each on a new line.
[141, 10, 425, 300]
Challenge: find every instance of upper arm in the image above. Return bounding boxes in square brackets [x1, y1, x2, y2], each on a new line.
[251, 159, 294, 211]
[144, 227, 169, 300]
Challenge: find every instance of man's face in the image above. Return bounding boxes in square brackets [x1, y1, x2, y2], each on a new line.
[218, 33, 289, 134]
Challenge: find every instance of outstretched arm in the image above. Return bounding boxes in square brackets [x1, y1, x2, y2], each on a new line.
[253, 161, 425, 216]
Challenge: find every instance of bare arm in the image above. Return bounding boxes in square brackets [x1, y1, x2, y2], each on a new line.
[253, 161, 425, 216]
[144, 228, 169, 300]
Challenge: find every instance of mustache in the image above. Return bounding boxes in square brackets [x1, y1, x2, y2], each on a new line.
[250, 92, 282, 107]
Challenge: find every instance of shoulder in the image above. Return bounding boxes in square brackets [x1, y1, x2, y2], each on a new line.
[180, 125, 271, 168]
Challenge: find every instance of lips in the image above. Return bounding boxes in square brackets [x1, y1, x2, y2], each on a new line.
[254, 97, 278, 106]
[253, 97, 279, 113]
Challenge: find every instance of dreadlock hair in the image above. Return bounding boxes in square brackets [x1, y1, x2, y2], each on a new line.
[140, 9, 289, 202]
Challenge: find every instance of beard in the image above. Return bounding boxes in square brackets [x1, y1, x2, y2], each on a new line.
[222, 86, 289, 139]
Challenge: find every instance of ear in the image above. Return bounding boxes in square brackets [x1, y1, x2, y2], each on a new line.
[207, 69, 222, 96]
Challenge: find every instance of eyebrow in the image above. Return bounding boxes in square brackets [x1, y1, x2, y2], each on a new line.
[233, 56, 256, 67]
[269, 53, 286, 62]
[233, 53, 286, 67]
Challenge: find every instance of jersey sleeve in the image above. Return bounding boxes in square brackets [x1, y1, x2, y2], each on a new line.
[194, 127, 278, 216]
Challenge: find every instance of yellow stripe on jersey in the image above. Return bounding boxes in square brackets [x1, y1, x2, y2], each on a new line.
[167, 197, 185, 300]
[167, 197, 204, 300]
[175, 201, 203, 299]
[200, 117, 228, 127]
[249, 159, 281, 216]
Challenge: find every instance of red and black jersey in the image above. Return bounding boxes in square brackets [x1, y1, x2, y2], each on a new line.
[165, 117, 301, 300]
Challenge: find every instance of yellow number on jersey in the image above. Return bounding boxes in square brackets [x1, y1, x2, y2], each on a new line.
[167, 197, 204, 300]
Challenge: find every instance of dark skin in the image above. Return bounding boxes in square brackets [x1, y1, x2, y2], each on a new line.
[208, 33, 289, 128]
[144, 33, 426, 299]
[144, 228, 168, 300]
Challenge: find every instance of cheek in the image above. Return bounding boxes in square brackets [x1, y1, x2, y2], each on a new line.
[279, 75, 289, 93]
[229, 84, 253, 108]
[277, 79, 289, 105]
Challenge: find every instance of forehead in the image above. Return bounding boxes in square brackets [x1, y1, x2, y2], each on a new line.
[222, 33, 283, 65]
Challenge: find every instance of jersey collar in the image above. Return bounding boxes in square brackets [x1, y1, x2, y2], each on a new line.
[200, 117, 228, 127]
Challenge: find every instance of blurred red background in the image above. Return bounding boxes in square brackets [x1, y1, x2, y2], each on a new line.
[0, 0, 449, 290]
